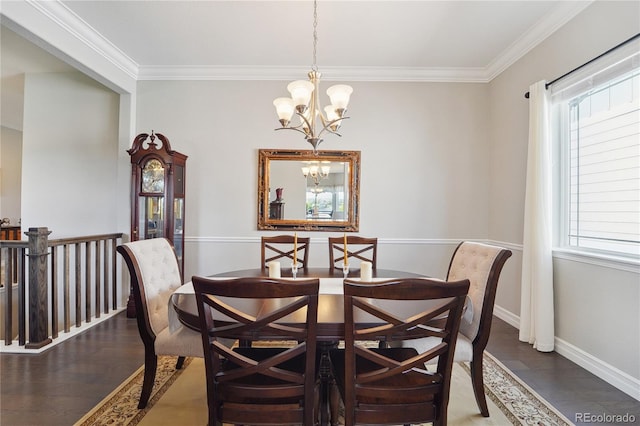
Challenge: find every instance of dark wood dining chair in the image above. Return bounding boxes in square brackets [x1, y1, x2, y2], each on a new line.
[403, 241, 512, 417]
[117, 238, 203, 409]
[192, 276, 320, 426]
[329, 277, 470, 426]
[261, 234, 311, 269]
[328, 235, 377, 270]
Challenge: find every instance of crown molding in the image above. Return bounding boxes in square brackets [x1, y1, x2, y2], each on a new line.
[23, 0, 592, 84]
[484, 1, 594, 80]
[136, 65, 490, 83]
[25, 0, 139, 80]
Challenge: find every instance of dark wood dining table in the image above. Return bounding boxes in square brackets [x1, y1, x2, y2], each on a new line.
[171, 267, 425, 341]
[169, 267, 431, 426]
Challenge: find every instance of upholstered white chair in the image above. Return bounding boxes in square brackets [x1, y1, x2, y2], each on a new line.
[403, 241, 512, 417]
[117, 238, 203, 408]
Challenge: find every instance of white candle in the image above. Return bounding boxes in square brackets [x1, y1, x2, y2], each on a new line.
[268, 261, 281, 278]
[360, 261, 373, 282]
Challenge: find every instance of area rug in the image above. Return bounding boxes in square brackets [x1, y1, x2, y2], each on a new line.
[75, 352, 574, 426]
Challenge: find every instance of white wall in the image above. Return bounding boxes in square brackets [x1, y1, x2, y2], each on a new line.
[135, 80, 490, 276]
[488, 0, 640, 385]
[21, 72, 121, 238]
[0, 126, 22, 225]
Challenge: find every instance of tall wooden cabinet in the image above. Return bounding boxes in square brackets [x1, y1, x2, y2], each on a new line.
[127, 131, 187, 317]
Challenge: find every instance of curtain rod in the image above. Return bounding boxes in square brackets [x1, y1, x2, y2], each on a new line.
[524, 32, 640, 99]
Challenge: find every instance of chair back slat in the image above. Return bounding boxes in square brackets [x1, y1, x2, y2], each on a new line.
[332, 277, 469, 426]
[328, 235, 377, 270]
[193, 276, 319, 426]
[261, 235, 310, 269]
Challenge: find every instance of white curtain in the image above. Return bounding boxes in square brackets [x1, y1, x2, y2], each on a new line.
[519, 80, 555, 352]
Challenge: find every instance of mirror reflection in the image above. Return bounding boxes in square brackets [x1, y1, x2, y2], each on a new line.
[258, 150, 360, 231]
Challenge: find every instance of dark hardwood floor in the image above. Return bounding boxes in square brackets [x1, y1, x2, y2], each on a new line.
[1, 313, 638, 425]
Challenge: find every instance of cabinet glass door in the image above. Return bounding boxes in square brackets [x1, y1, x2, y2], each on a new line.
[173, 197, 184, 262]
[138, 196, 165, 239]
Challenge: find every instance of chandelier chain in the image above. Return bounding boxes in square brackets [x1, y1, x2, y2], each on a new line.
[312, 0, 318, 71]
[272, 0, 352, 153]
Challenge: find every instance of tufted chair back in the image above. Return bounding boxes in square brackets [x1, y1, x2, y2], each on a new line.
[117, 237, 202, 409]
[121, 238, 182, 336]
[446, 241, 507, 342]
[403, 241, 511, 418]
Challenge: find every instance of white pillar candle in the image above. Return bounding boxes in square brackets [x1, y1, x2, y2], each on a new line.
[268, 261, 281, 278]
[360, 261, 373, 282]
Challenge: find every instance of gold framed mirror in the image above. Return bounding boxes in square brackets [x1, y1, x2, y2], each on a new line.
[258, 149, 360, 231]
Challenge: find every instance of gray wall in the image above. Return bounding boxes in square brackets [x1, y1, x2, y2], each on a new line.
[0, 126, 22, 224]
[488, 1, 640, 386]
[135, 80, 491, 275]
[20, 72, 121, 238]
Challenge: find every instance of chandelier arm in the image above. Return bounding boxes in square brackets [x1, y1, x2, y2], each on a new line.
[318, 128, 342, 138]
[296, 111, 314, 137]
[316, 116, 350, 138]
[274, 127, 311, 137]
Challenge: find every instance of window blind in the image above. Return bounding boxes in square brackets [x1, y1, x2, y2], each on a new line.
[553, 39, 640, 257]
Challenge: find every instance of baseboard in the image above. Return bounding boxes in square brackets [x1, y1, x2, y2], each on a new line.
[554, 337, 640, 401]
[493, 304, 640, 401]
[493, 305, 520, 329]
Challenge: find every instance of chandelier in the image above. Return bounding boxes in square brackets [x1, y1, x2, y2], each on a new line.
[303, 161, 331, 217]
[302, 161, 331, 185]
[273, 0, 353, 153]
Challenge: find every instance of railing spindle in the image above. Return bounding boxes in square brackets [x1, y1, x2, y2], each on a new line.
[63, 244, 70, 333]
[17, 247, 25, 346]
[111, 238, 117, 310]
[95, 240, 101, 318]
[3, 247, 12, 345]
[75, 243, 82, 328]
[50, 245, 58, 339]
[85, 241, 92, 323]
[103, 240, 109, 313]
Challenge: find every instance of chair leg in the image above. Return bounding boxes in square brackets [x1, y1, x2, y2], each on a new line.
[175, 356, 186, 369]
[139, 350, 158, 409]
[470, 355, 490, 417]
[314, 379, 320, 426]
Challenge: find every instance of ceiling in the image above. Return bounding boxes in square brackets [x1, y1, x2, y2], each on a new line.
[3, 0, 593, 81]
[1, 0, 592, 129]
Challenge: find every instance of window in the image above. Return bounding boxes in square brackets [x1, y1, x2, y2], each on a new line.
[553, 42, 639, 258]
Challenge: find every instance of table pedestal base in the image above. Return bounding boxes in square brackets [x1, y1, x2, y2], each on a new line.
[318, 341, 340, 426]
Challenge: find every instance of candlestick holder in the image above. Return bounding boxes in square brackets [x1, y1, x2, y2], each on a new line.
[291, 262, 298, 280]
[342, 263, 350, 278]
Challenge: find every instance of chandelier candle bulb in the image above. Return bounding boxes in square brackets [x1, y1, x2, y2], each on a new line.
[287, 80, 314, 111]
[326, 85, 353, 112]
[273, 98, 295, 127]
